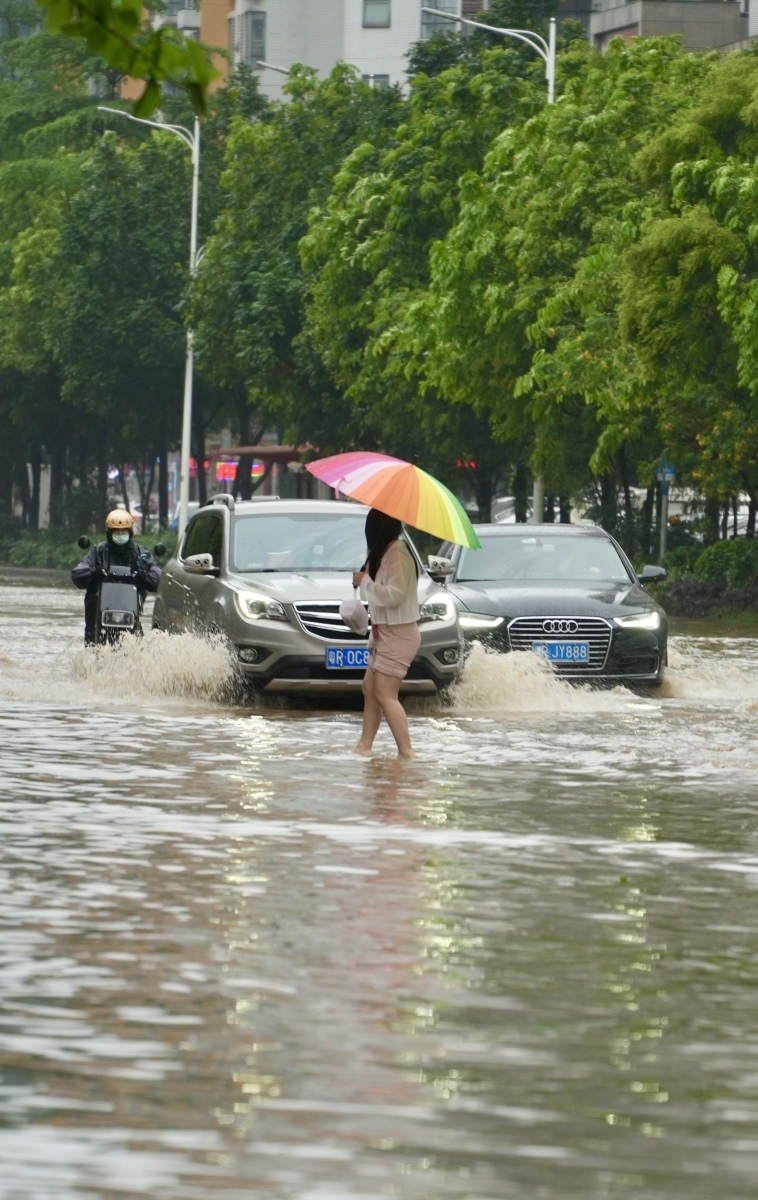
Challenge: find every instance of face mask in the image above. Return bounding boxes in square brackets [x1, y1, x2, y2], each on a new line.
[111, 533, 130, 546]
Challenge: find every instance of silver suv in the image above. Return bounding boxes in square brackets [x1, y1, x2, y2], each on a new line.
[153, 496, 463, 695]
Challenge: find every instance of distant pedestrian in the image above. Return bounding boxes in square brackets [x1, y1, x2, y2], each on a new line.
[352, 508, 420, 759]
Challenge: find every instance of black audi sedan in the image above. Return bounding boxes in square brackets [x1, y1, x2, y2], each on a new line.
[432, 524, 668, 686]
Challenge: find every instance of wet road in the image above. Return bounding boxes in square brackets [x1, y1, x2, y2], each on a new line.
[2, 580, 758, 1199]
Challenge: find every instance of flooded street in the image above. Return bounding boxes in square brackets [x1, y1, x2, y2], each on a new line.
[2, 579, 758, 1200]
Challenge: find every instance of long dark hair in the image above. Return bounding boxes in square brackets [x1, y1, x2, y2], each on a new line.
[364, 509, 418, 581]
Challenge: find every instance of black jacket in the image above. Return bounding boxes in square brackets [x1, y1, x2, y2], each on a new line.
[71, 539, 162, 594]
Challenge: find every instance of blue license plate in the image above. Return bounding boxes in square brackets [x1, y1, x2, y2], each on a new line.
[533, 641, 590, 663]
[326, 646, 371, 669]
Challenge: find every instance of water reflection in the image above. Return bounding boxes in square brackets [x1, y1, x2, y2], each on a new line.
[3, 583, 758, 1197]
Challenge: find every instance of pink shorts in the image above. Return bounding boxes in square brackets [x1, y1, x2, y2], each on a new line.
[369, 622, 421, 679]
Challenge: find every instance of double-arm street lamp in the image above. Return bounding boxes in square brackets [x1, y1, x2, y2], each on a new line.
[421, 9, 556, 103]
[421, 10, 557, 522]
[98, 107, 200, 538]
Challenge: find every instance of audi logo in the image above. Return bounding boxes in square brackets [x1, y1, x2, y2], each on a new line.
[542, 619, 579, 635]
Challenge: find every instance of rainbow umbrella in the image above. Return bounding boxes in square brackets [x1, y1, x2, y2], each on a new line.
[305, 451, 481, 549]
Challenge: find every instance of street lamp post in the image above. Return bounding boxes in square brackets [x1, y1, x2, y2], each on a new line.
[421, 10, 556, 522]
[421, 9, 556, 103]
[98, 106, 200, 538]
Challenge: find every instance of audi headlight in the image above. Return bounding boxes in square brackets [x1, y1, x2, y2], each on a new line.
[418, 591, 456, 622]
[459, 612, 505, 630]
[614, 611, 661, 630]
[235, 591, 289, 623]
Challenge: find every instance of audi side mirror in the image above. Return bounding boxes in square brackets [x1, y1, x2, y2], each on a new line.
[638, 564, 667, 584]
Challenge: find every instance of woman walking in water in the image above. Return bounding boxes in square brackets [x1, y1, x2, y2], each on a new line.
[352, 509, 420, 760]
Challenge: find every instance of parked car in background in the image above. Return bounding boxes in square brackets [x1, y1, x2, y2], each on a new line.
[153, 496, 463, 695]
[432, 524, 668, 686]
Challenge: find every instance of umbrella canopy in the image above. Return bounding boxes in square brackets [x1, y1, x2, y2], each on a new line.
[305, 452, 481, 549]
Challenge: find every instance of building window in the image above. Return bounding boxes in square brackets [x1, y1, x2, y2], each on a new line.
[243, 10, 266, 67]
[362, 74, 391, 89]
[364, 1, 390, 29]
[421, 0, 457, 39]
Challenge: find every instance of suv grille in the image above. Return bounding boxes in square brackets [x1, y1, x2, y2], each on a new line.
[294, 600, 368, 642]
[508, 616, 611, 672]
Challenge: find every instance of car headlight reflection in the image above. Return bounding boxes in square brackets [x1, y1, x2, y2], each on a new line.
[235, 591, 289, 623]
[614, 611, 661, 630]
[459, 612, 505, 629]
[418, 592, 456, 622]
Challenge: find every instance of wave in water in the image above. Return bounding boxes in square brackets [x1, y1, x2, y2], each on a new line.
[70, 630, 238, 703]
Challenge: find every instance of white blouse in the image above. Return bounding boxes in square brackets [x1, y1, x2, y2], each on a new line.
[360, 539, 420, 626]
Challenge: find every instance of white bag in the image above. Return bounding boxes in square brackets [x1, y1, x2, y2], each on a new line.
[339, 588, 369, 636]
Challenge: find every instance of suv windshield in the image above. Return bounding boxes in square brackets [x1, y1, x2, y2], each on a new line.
[458, 535, 631, 583]
[232, 512, 369, 573]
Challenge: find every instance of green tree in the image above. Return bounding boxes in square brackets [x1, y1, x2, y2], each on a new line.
[414, 37, 711, 534]
[301, 45, 543, 516]
[192, 64, 403, 497]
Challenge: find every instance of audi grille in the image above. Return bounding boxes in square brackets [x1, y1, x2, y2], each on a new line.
[507, 616, 612, 672]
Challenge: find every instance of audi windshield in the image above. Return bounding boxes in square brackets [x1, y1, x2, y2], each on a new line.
[457, 534, 632, 584]
[231, 511, 369, 573]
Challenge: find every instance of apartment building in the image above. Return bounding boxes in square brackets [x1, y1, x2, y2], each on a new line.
[589, 0, 746, 51]
[157, 1, 491, 99]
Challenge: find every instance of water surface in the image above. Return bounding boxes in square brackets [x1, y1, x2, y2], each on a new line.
[1, 582, 757, 1199]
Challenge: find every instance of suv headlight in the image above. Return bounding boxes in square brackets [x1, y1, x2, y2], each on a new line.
[459, 612, 505, 629]
[418, 591, 456, 623]
[614, 611, 660, 630]
[235, 591, 289, 623]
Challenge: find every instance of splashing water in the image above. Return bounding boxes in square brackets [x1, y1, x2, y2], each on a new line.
[446, 641, 636, 714]
[660, 636, 758, 706]
[69, 630, 238, 703]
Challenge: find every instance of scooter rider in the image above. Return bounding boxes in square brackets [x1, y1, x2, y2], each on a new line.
[71, 509, 162, 645]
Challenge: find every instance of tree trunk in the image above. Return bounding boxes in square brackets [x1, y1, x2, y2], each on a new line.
[748, 498, 756, 538]
[720, 501, 729, 540]
[48, 439, 65, 529]
[158, 420, 169, 529]
[97, 439, 109, 530]
[513, 461, 528, 523]
[642, 486, 655, 559]
[0, 438, 13, 516]
[703, 496, 720, 545]
[15, 455, 31, 527]
[118, 467, 130, 510]
[544, 494, 556, 523]
[599, 471, 617, 532]
[29, 448, 41, 531]
[194, 422, 207, 506]
[559, 496, 571, 524]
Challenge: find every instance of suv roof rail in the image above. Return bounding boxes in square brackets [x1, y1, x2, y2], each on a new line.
[210, 493, 236, 512]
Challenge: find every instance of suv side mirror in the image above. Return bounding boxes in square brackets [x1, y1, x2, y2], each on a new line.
[77, 535, 91, 550]
[153, 542, 167, 558]
[638, 564, 667, 584]
[427, 554, 455, 582]
[183, 552, 218, 576]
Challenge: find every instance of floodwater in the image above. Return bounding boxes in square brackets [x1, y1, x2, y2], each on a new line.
[2, 579, 758, 1200]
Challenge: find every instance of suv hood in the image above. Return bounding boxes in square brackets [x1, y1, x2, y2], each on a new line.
[229, 570, 438, 603]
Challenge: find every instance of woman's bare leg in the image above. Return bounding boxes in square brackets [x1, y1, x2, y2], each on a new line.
[354, 666, 382, 755]
[373, 671, 416, 759]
